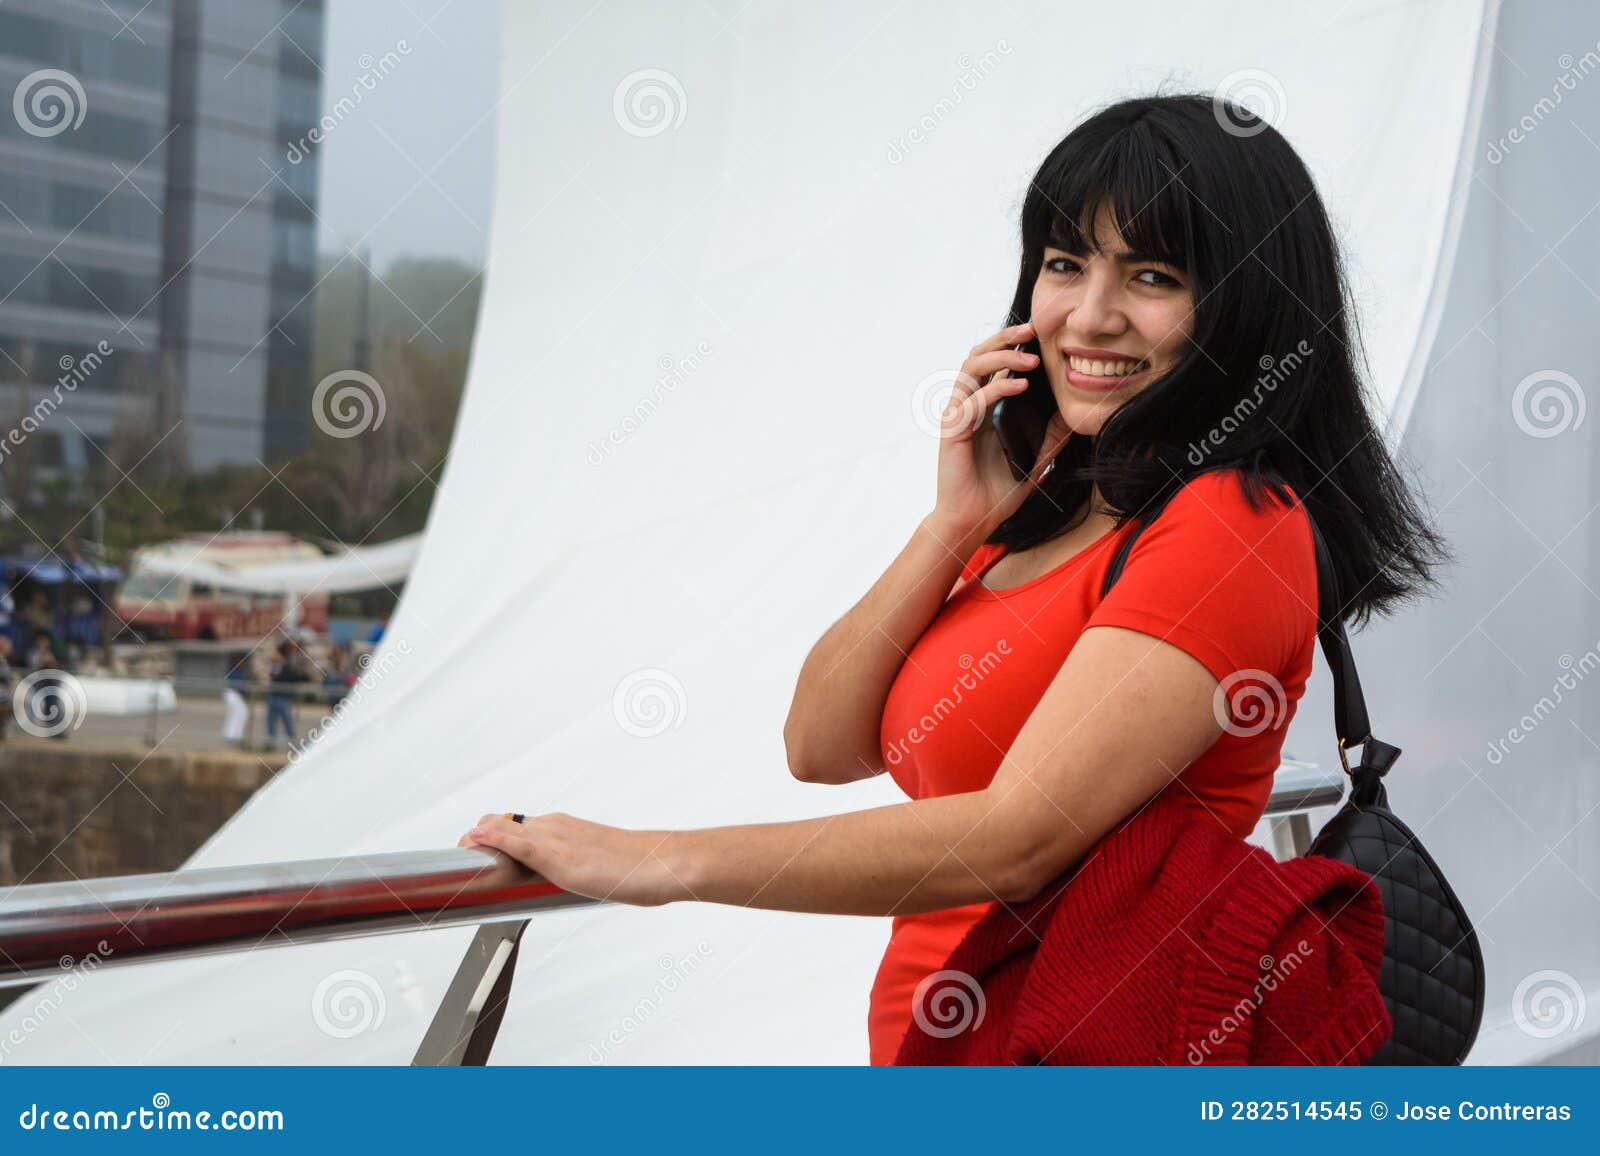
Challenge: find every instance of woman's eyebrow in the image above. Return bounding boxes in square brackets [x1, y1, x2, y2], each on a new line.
[1044, 245, 1173, 266]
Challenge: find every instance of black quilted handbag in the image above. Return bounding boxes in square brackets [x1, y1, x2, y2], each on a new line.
[1102, 473, 1486, 1065]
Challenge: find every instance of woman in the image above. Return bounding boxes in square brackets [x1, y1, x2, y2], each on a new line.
[459, 93, 1451, 1064]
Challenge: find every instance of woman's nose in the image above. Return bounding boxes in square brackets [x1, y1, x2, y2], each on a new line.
[1066, 274, 1127, 337]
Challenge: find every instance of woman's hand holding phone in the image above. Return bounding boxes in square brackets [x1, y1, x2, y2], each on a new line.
[926, 320, 1068, 549]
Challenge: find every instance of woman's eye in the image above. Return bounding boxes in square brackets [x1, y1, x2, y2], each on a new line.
[1043, 257, 1179, 287]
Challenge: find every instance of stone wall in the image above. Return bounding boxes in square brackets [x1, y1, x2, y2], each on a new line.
[0, 743, 284, 886]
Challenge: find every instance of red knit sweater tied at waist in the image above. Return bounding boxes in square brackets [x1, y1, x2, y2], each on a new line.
[895, 788, 1390, 1065]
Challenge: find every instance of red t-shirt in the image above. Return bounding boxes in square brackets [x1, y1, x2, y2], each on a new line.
[868, 468, 1318, 1065]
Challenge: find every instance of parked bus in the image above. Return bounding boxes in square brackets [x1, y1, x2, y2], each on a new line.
[113, 533, 330, 642]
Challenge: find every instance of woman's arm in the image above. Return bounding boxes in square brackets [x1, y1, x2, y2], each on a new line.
[781, 512, 987, 784]
[464, 624, 1227, 914]
[783, 321, 1060, 785]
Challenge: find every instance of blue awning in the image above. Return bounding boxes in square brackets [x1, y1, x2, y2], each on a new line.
[0, 556, 122, 584]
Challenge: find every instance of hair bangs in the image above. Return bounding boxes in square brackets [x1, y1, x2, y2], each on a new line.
[1031, 128, 1195, 277]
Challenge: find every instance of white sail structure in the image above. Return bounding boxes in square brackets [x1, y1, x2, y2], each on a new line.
[9, 0, 1598, 1065]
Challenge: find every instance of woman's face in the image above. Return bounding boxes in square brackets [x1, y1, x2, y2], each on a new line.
[1030, 203, 1196, 439]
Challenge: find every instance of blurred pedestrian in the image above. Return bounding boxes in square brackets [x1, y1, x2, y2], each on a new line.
[0, 635, 15, 742]
[221, 651, 251, 747]
[322, 643, 355, 711]
[265, 639, 303, 746]
[23, 631, 69, 740]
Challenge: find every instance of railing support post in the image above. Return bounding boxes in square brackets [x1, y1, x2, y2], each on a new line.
[1269, 812, 1315, 860]
[413, 919, 530, 1066]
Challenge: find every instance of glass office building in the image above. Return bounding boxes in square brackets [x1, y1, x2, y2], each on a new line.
[0, 0, 323, 489]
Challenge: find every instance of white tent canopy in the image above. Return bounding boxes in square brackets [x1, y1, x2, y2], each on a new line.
[10, 0, 1600, 1065]
[131, 534, 420, 596]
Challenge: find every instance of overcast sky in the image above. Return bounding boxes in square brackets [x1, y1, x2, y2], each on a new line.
[314, 0, 502, 268]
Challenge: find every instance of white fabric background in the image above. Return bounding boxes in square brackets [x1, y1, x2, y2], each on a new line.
[3, 0, 1512, 1064]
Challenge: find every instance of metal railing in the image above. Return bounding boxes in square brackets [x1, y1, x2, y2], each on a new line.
[0, 759, 1347, 1063]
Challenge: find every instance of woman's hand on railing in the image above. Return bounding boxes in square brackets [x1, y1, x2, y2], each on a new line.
[458, 812, 689, 907]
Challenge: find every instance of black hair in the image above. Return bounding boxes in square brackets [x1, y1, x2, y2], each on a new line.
[992, 91, 1451, 629]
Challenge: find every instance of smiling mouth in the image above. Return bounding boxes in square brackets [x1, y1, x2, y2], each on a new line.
[1066, 354, 1149, 377]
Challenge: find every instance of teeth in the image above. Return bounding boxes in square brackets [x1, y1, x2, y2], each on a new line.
[1069, 355, 1146, 376]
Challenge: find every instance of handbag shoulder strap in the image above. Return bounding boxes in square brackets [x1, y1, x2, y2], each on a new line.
[1100, 472, 1387, 767]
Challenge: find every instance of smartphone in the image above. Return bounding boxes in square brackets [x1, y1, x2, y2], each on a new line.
[989, 338, 1055, 482]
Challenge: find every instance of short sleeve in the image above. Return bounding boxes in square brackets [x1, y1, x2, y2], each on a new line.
[1084, 471, 1317, 684]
